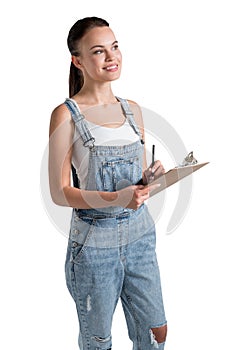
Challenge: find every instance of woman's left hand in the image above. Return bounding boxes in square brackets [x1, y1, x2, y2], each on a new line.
[142, 160, 165, 185]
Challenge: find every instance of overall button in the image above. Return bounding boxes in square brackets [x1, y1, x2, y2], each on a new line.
[72, 242, 79, 248]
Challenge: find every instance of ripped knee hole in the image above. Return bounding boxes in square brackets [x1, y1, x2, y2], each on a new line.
[150, 324, 167, 344]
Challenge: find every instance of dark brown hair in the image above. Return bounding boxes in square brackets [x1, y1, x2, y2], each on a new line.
[67, 17, 109, 97]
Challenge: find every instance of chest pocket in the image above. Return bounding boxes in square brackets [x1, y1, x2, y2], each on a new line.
[101, 156, 141, 192]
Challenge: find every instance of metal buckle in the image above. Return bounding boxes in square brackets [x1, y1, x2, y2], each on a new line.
[181, 151, 198, 166]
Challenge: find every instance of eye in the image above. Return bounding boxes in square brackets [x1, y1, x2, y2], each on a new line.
[112, 44, 119, 51]
[93, 49, 103, 55]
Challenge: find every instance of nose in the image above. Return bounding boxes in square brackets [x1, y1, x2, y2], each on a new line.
[105, 49, 114, 61]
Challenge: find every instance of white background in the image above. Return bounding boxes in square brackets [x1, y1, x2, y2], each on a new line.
[1, 1, 232, 349]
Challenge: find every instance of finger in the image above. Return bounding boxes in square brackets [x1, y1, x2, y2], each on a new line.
[137, 186, 150, 195]
[153, 165, 164, 176]
[151, 160, 161, 173]
[136, 185, 145, 190]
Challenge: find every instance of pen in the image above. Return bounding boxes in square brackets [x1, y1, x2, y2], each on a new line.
[151, 144, 156, 175]
[152, 144, 155, 166]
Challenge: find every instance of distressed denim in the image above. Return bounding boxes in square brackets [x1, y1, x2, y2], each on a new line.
[64, 98, 167, 349]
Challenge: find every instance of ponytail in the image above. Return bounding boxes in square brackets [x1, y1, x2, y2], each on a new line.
[69, 62, 84, 98]
[67, 17, 109, 98]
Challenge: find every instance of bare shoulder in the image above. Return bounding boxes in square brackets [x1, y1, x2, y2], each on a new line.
[51, 103, 71, 124]
[127, 99, 142, 113]
[49, 103, 72, 136]
[127, 98, 137, 104]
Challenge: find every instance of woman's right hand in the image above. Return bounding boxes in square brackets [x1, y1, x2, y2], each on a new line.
[117, 184, 159, 210]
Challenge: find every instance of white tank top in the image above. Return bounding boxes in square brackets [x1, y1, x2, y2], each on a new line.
[72, 119, 139, 189]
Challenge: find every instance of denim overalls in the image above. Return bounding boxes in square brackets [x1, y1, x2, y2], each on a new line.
[64, 98, 167, 350]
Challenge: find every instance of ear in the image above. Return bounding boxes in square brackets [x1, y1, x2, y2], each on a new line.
[71, 55, 82, 70]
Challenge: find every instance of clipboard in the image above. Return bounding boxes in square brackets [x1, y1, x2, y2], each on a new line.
[148, 162, 209, 196]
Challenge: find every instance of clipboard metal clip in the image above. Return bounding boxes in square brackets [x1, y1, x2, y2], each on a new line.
[181, 151, 198, 166]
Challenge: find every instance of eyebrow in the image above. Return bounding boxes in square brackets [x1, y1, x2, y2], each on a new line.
[89, 40, 118, 51]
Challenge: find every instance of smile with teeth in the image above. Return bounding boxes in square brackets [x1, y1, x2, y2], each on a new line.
[104, 65, 118, 71]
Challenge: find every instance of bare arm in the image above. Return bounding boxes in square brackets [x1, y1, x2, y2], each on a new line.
[48, 104, 154, 210]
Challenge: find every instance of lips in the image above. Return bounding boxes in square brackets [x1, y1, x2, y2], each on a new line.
[103, 64, 118, 72]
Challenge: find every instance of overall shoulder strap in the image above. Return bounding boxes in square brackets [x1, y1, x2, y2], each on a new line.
[116, 97, 144, 144]
[64, 98, 95, 189]
[64, 98, 95, 148]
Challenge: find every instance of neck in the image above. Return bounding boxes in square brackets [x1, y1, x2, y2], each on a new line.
[76, 81, 117, 105]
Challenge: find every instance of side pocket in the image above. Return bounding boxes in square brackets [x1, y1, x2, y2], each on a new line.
[71, 241, 83, 261]
[70, 217, 95, 264]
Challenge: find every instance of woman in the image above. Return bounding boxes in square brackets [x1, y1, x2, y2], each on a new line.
[49, 16, 167, 350]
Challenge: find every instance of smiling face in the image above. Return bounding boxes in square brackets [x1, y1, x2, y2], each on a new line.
[72, 26, 122, 84]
